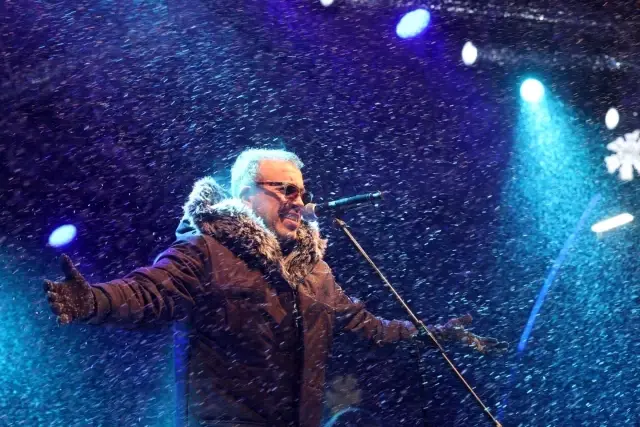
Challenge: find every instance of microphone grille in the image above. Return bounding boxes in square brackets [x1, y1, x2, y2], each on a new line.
[302, 203, 318, 221]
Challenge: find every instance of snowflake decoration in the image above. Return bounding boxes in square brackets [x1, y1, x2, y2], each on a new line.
[605, 130, 640, 181]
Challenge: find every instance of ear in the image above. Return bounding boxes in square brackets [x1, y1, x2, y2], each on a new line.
[238, 186, 253, 206]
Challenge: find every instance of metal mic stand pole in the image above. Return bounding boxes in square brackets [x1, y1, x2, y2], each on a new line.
[333, 215, 502, 427]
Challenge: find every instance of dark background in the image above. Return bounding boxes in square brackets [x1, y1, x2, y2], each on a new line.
[1, 0, 639, 425]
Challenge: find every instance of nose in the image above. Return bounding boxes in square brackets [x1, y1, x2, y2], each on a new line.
[291, 193, 304, 208]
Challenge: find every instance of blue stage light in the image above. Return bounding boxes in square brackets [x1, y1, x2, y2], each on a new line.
[520, 78, 545, 103]
[396, 9, 430, 39]
[48, 224, 77, 247]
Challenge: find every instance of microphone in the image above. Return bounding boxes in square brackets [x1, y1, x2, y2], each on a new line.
[303, 191, 385, 221]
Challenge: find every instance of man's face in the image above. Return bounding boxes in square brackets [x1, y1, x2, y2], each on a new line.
[241, 160, 305, 242]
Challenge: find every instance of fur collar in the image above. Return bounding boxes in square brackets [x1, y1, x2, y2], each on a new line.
[181, 177, 327, 289]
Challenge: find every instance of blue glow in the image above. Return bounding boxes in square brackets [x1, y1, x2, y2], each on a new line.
[323, 407, 380, 427]
[516, 194, 600, 352]
[520, 78, 545, 103]
[396, 9, 430, 39]
[48, 224, 77, 247]
[498, 92, 600, 420]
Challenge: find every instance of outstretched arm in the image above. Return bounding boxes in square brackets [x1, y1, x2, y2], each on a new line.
[44, 236, 210, 326]
[333, 282, 508, 353]
[333, 283, 418, 345]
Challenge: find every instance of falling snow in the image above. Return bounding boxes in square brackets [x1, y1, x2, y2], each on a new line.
[1, 0, 639, 426]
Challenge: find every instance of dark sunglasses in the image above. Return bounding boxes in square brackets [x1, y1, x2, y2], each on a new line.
[255, 181, 313, 204]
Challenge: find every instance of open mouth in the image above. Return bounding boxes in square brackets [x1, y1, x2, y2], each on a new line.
[281, 211, 301, 229]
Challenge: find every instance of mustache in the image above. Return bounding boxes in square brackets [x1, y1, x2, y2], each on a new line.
[279, 205, 302, 216]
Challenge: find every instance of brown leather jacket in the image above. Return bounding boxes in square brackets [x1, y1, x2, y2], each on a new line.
[87, 177, 417, 427]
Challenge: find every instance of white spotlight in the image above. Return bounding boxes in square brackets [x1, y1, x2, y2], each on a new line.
[605, 108, 620, 130]
[591, 213, 634, 233]
[320, 0, 334, 6]
[520, 79, 545, 103]
[462, 42, 478, 66]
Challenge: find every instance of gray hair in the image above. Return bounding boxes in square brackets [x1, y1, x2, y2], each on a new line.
[230, 148, 304, 198]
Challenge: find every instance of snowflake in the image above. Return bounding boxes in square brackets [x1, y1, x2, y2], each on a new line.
[605, 130, 640, 181]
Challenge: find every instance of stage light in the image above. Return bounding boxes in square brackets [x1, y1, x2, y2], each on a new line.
[520, 78, 545, 103]
[605, 108, 619, 130]
[461, 41, 478, 66]
[320, 0, 334, 6]
[396, 8, 430, 39]
[48, 224, 77, 247]
[591, 213, 634, 233]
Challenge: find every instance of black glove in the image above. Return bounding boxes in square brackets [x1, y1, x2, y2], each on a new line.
[44, 254, 96, 324]
[426, 314, 509, 354]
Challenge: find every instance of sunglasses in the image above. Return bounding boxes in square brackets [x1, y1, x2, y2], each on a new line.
[255, 181, 313, 205]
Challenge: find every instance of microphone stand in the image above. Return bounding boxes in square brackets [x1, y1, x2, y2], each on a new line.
[333, 213, 502, 427]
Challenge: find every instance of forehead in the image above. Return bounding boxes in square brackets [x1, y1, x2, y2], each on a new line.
[257, 160, 303, 184]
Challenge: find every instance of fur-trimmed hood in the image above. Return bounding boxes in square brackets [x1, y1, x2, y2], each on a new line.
[180, 177, 327, 289]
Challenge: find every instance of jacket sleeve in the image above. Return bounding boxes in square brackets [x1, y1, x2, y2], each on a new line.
[333, 282, 418, 345]
[86, 235, 210, 326]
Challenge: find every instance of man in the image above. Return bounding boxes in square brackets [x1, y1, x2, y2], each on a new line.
[44, 149, 505, 427]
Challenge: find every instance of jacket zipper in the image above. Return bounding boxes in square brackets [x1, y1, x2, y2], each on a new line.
[291, 286, 303, 427]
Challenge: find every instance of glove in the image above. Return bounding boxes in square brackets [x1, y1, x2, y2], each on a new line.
[44, 254, 96, 324]
[426, 314, 509, 354]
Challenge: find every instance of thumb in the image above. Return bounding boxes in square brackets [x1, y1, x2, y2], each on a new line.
[58, 313, 73, 325]
[60, 254, 82, 282]
[459, 313, 473, 327]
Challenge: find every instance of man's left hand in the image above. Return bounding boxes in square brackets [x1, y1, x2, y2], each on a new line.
[427, 314, 509, 354]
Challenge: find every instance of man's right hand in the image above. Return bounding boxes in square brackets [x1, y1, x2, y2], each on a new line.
[44, 254, 96, 324]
